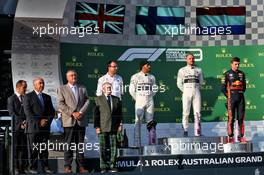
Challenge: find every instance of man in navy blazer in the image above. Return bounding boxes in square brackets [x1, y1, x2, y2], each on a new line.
[7, 80, 28, 174]
[23, 77, 55, 174]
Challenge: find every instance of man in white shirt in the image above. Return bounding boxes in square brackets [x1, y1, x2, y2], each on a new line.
[96, 60, 123, 99]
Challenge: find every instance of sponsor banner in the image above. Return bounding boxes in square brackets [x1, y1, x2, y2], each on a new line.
[115, 152, 264, 170]
[60, 43, 264, 123]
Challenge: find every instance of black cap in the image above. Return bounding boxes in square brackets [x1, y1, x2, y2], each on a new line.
[139, 60, 150, 70]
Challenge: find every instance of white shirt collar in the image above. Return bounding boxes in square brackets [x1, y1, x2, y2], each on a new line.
[187, 65, 195, 69]
[106, 72, 116, 78]
[104, 93, 111, 98]
[68, 83, 77, 88]
[34, 90, 42, 95]
[15, 92, 22, 97]
[140, 71, 148, 76]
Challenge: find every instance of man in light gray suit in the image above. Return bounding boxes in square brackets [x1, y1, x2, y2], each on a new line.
[57, 70, 89, 173]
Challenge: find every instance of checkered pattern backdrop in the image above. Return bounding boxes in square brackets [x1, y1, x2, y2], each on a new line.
[62, 0, 264, 46]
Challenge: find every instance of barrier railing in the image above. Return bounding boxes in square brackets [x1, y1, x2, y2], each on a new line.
[0, 116, 12, 175]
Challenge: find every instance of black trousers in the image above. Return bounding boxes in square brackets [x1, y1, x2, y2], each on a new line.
[227, 93, 245, 137]
[63, 123, 85, 168]
[14, 131, 28, 170]
[27, 131, 50, 170]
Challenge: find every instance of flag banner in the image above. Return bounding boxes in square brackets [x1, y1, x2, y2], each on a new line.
[75, 2, 125, 34]
[136, 6, 185, 35]
[196, 7, 246, 35]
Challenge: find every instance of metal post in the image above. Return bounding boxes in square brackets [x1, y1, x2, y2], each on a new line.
[11, 116, 14, 175]
[138, 115, 143, 173]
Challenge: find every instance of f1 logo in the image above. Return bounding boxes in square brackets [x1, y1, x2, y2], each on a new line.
[117, 48, 166, 61]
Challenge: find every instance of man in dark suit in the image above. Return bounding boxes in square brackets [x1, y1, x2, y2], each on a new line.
[57, 70, 89, 173]
[7, 80, 28, 174]
[23, 77, 55, 174]
[94, 82, 122, 173]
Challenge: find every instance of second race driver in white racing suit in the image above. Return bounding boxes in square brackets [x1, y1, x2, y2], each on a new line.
[177, 53, 204, 137]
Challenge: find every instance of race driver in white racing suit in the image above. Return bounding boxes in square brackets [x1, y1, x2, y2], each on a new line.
[129, 61, 157, 147]
[177, 53, 204, 137]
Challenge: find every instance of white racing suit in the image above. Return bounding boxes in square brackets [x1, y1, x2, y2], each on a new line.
[129, 71, 156, 146]
[177, 65, 204, 136]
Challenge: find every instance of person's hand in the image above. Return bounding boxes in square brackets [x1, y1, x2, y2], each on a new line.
[72, 112, 81, 120]
[72, 112, 82, 120]
[76, 112, 82, 120]
[96, 128, 101, 134]
[118, 125, 123, 132]
[21, 120, 27, 129]
[39, 119, 48, 127]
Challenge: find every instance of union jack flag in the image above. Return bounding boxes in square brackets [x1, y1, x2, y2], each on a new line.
[74, 2, 125, 34]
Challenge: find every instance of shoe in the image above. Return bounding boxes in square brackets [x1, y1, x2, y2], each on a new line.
[64, 167, 73, 173]
[19, 169, 27, 174]
[227, 137, 234, 143]
[183, 131, 188, 137]
[28, 169, 38, 174]
[101, 169, 107, 173]
[15, 169, 19, 175]
[43, 167, 54, 174]
[109, 168, 118, 173]
[239, 137, 247, 143]
[79, 167, 89, 173]
[24, 168, 30, 174]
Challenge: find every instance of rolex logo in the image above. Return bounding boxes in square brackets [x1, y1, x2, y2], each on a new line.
[87, 46, 104, 57]
[203, 101, 208, 106]
[246, 101, 250, 105]
[94, 69, 99, 74]
[243, 58, 248, 63]
[221, 48, 226, 54]
[216, 48, 232, 58]
[160, 102, 165, 107]
[72, 56, 77, 62]
[66, 56, 82, 67]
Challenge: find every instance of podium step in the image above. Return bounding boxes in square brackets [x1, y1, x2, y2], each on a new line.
[117, 147, 140, 157]
[118, 136, 253, 156]
[158, 136, 228, 145]
[223, 142, 253, 153]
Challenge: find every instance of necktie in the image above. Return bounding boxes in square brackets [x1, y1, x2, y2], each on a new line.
[38, 93, 44, 109]
[72, 86, 78, 101]
[107, 96, 111, 111]
[18, 95, 22, 102]
[20, 95, 24, 104]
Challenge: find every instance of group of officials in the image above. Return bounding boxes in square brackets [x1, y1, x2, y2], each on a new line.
[7, 53, 247, 174]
